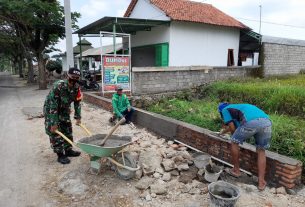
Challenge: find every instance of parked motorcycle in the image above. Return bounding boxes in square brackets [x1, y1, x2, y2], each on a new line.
[78, 71, 100, 91]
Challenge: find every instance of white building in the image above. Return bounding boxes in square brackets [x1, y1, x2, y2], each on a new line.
[75, 0, 259, 68]
[125, 0, 247, 67]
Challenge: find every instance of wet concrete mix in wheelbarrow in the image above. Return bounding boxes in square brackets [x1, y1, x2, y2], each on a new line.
[39, 102, 305, 207]
[79, 134, 132, 147]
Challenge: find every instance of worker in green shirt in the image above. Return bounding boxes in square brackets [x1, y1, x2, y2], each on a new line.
[109, 85, 134, 124]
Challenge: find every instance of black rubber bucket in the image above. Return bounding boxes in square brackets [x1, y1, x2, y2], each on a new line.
[208, 181, 240, 207]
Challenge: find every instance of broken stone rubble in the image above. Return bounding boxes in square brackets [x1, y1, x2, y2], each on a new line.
[131, 134, 297, 203]
[131, 134, 217, 201]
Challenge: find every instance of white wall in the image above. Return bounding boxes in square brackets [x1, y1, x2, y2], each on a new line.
[169, 22, 240, 66]
[131, 25, 170, 47]
[129, 0, 170, 20]
[242, 53, 259, 66]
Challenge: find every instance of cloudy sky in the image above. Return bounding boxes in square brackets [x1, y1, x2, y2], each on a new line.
[56, 0, 305, 52]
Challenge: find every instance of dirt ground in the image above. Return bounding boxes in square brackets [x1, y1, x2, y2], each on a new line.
[1, 72, 305, 207]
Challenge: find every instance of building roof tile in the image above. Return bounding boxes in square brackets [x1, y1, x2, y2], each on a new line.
[124, 0, 248, 29]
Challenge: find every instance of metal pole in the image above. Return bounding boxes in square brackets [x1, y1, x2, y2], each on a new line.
[79, 35, 83, 79]
[128, 34, 132, 94]
[113, 19, 117, 56]
[64, 0, 73, 71]
[100, 32, 104, 96]
[259, 4, 262, 35]
[174, 139, 253, 175]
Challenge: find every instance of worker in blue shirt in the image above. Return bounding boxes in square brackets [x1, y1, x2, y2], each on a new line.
[218, 103, 272, 191]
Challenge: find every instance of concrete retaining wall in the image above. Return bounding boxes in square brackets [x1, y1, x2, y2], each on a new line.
[83, 92, 303, 189]
[131, 66, 259, 95]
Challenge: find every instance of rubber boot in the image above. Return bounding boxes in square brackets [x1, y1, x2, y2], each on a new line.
[57, 153, 70, 164]
[65, 149, 81, 157]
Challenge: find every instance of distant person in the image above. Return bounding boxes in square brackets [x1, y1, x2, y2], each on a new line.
[43, 68, 82, 164]
[109, 85, 134, 124]
[218, 103, 272, 191]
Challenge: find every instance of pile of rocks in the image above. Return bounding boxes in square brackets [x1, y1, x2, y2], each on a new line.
[127, 132, 210, 201]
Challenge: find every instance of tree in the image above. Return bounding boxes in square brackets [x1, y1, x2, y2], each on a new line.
[0, 0, 80, 89]
[0, 20, 25, 77]
[46, 59, 62, 74]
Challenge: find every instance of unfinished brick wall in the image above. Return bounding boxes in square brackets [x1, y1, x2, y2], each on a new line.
[84, 92, 303, 189]
[176, 125, 302, 189]
[83, 93, 112, 112]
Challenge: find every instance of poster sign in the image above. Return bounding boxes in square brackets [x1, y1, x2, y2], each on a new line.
[103, 56, 130, 91]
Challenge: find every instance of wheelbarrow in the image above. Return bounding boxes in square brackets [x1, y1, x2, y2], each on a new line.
[55, 123, 140, 180]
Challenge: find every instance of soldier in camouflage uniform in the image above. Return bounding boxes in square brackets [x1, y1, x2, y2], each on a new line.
[43, 68, 83, 164]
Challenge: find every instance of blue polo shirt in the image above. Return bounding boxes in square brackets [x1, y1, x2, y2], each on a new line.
[221, 104, 269, 126]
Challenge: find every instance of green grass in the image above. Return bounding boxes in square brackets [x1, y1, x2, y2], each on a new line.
[150, 99, 222, 131]
[148, 75, 305, 165]
[201, 75, 305, 118]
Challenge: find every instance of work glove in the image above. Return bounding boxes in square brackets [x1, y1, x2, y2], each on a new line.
[75, 119, 81, 125]
[50, 125, 58, 133]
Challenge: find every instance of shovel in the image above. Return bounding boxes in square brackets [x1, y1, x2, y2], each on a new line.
[100, 117, 126, 146]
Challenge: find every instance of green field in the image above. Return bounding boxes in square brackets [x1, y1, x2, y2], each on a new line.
[202, 75, 305, 118]
[148, 75, 305, 165]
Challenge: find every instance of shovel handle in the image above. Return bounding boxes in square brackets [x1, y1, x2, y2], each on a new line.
[101, 117, 126, 146]
[78, 123, 92, 136]
[55, 130, 79, 149]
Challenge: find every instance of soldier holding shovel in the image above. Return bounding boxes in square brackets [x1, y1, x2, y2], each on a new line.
[43, 68, 82, 164]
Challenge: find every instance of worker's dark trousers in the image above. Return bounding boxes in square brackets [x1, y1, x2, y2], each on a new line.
[121, 108, 134, 123]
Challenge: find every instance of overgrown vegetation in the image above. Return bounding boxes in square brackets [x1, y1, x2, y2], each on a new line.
[201, 75, 305, 118]
[148, 75, 305, 165]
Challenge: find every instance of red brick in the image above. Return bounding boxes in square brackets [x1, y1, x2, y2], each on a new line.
[279, 176, 297, 184]
[281, 167, 302, 175]
[275, 171, 302, 180]
[283, 164, 300, 171]
[279, 181, 296, 189]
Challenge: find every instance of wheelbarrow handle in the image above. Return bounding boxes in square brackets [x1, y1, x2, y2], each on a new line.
[107, 157, 140, 171]
[55, 130, 79, 149]
[78, 123, 92, 136]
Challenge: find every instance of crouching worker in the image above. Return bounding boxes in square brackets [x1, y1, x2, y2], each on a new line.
[218, 103, 272, 191]
[43, 68, 82, 164]
[109, 85, 134, 124]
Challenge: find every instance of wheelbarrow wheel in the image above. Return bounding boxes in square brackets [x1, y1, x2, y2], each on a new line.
[114, 152, 137, 180]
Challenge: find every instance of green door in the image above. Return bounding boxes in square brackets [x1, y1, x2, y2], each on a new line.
[155, 43, 169, 67]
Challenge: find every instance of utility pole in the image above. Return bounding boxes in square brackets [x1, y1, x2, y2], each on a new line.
[64, 0, 74, 71]
[259, 4, 262, 35]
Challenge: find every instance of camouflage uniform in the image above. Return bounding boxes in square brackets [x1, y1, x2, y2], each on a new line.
[43, 80, 82, 154]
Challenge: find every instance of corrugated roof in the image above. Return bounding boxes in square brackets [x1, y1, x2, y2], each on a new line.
[124, 0, 247, 29]
[74, 17, 170, 35]
[77, 38, 92, 46]
[75, 44, 123, 58]
[262, 35, 305, 47]
[73, 38, 93, 54]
